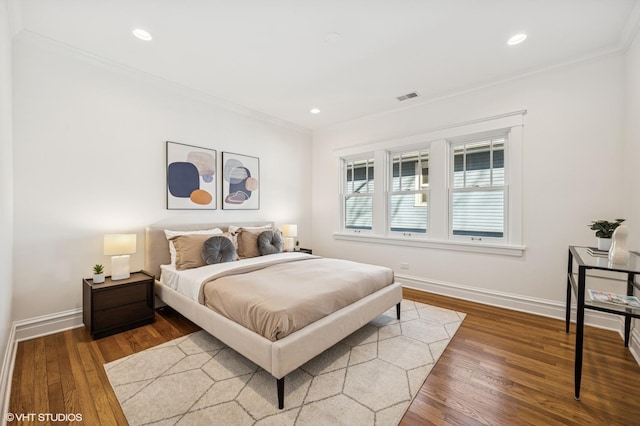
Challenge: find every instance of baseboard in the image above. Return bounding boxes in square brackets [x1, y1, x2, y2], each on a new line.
[398, 273, 629, 332]
[12, 308, 83, 343]
[0, 323, 17, 426]
[1, 308, 83, 421]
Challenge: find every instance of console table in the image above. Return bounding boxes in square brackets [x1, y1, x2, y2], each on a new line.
[565, 246, 640, 400]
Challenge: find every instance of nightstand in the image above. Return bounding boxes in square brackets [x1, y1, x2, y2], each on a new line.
[299, 248, 312, 254]
[83, 270, 155, 339]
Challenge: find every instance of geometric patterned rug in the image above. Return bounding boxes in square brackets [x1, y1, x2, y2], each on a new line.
[105, 300, 465, 425]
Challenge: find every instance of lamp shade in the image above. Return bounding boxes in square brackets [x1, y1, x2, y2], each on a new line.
[104, 234, 137, 255]
[282, 224, 298, 238]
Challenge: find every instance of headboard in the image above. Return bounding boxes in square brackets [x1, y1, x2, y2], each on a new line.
[145, 220, 274, 279]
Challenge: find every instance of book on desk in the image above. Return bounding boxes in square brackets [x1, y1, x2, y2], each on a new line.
[587, 247, 609, 257]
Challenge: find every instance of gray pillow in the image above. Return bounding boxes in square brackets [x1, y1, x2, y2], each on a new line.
[202, 236, 236, 264]
[257, 230, 284, 255]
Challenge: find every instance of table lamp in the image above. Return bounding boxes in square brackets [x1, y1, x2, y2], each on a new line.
[104, 234, 137, 280]
[282, 224, 297, 252]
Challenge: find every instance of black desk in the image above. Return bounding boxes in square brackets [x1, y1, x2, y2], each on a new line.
[565, 246, 640, 400]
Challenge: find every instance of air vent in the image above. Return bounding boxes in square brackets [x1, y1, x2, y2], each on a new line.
[396, 92, 419, 102]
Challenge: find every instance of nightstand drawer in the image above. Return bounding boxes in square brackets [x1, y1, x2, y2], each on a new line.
[93, 282, 149, 311]
[93, 301, 153, 330]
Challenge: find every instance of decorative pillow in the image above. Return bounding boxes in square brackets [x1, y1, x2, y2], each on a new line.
[257, 230, 284, 255]
[228, 225, 271, 249]
[236, 229, 262, 259]
[170, 234, 213, 270]
[202, 236, 236, 264]
[164, 228, 223, 266]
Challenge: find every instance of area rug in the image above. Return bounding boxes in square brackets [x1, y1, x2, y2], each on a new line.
[105, 300, 465, 425]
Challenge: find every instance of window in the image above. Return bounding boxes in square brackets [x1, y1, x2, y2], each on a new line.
[389, 150, 429, 234]
[335, 110, 524, 256]
[450, 136, 505, 239]
[343, 157, 374, 231]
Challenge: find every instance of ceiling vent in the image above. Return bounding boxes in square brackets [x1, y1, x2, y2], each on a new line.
[396, 91, 419, 102]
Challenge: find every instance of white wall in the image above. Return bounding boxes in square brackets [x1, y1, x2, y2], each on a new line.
[11, 32, 312, 321]
[624, 32, 640, 252]
[0, 0, 14, 406]
[312, 54, 626, 312]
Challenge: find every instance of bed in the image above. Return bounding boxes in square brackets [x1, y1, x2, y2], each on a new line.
[144, 221, 403, 408]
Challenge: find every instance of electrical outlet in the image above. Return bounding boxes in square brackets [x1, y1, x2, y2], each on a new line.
[400, 262, 409, 269]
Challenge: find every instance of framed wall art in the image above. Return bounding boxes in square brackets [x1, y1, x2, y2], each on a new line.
[222, 152, 260, 210]
[166, 141, 217, 209]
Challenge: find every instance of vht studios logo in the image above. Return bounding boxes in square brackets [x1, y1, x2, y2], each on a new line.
[6, 412, 83, 422]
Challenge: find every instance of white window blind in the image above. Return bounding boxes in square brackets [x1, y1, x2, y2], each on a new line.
[389, 150, 429, 234]
[450, 137, 506, 239]
[344, 158, 374, 231]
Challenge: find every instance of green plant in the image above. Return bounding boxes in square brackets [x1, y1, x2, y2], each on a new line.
[93, 264, 104, 274]
[589, 219, 625, 238]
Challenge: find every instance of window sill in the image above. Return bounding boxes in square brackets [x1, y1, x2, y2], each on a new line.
[333, 232, 525, 257]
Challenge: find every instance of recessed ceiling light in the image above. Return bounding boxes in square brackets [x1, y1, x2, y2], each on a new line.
[133, 28, 152, 41]
[323, 32, 341, 44]
[507, 33, 527, 46]
[310, 108, 321, 114]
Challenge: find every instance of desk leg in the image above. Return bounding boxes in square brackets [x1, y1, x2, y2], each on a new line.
[574, 266, 586, 400]
[625, 273, 634, 347]
[566, 250, 573, 334]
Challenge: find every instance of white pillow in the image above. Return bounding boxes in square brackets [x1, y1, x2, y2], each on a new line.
[164, 228, 223, 266]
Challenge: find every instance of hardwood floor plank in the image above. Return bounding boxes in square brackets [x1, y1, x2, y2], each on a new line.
[8, 290, 640, 425]
[62, 329, 100, 424]
[51, 331, 80, 421]
[43, 334, 65, 417]
[17, 339, 35, 414]
[75, 332, 120, 425]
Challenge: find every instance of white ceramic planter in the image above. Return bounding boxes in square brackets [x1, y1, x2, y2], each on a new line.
[93, 273, 105, 284]
[597, 237, 612, 251]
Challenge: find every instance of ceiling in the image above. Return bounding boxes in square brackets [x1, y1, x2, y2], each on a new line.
[10, 0, 640, 130]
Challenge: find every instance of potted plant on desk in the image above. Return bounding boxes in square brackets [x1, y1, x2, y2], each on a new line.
[589, 219, 625, 251]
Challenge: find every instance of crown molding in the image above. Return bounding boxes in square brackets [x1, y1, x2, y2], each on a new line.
[17, 30, 311, 136]
[6, 0, 23, 37]
[619, 0, 640, 52]
[322, 44, 625, 132]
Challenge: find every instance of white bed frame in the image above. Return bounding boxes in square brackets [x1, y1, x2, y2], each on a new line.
[145, 221, 402, 408]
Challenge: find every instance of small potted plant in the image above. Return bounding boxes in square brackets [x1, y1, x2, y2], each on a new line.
[93, 264, 105, 284]
[295, 240, 300, 251]
[589, 219, 625, 250]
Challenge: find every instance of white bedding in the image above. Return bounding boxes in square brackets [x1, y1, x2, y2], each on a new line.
[159, 252, 315, 302]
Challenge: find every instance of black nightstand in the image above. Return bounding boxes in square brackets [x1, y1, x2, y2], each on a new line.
[299, 248, 312, 254]
[83, 270, 155, 339]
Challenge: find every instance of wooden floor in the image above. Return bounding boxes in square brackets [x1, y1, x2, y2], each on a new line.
[9, 289, 640, 425]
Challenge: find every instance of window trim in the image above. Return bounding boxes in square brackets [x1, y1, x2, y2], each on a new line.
[334, 110, 526, 256]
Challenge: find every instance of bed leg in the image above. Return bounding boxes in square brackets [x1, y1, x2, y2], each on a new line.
[396, 302, 401, 320]
[277, 377, 285, 409]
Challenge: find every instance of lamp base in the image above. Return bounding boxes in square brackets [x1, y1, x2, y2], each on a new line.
[284, 237, 295, 252]
[111, 255, 131, 280]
